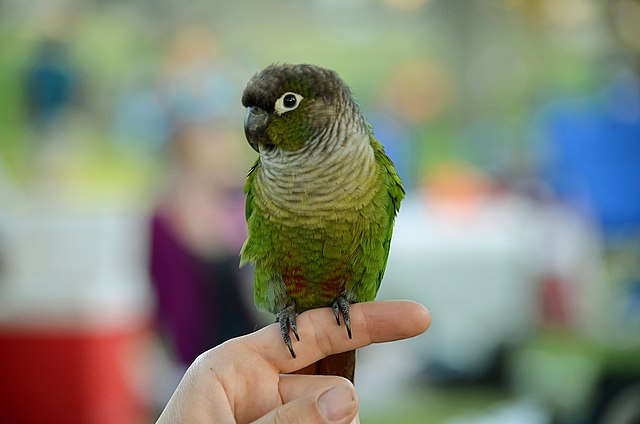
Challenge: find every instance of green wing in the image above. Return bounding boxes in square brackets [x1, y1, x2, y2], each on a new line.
[371, 135, 405, 293]
[243, 158, 260, 222]
[240, 158, 260, 268]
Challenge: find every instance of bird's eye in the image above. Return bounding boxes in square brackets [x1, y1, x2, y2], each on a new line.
[275, 92, 303, 115]
[283, 94, 297, 108]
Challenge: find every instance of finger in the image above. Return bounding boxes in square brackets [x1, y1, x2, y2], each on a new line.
[157, 363, 236, 424]
[251, 383, 358, 424]
[280, 377, 361, 424]
[278, 374, 352, 403]
[243, 300, 430, 374]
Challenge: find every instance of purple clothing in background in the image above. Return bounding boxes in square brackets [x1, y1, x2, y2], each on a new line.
[149, 211, 255, 365]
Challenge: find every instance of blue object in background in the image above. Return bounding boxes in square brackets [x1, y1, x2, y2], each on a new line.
[537, 71, 640, 238]
[25, 40, 76, 127]
[368, 112, 412, 190]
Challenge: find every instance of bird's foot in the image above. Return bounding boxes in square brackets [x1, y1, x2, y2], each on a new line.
[276, 303, 299, 358]
[332, 296, 352, 339]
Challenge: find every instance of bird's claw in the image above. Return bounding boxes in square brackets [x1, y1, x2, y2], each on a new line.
[276, 304, 299, 358]
[332, 296, 352, 339]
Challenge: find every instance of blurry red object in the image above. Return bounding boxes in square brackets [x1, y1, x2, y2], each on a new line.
[0, 323, 151, 424]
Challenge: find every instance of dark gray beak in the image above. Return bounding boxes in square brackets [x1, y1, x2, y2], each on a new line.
[244, 106, 271, 152]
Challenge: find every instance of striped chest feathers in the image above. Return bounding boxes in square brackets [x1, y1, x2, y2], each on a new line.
[252, 131, 380, 226]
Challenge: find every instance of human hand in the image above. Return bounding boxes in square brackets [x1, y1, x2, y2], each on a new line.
[156, 300, 431, 424]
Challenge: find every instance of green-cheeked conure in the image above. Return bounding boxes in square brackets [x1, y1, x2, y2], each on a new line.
[240, 64, 404, 382]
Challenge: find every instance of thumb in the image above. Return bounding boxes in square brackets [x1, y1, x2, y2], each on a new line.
[252, 384, 359, 424]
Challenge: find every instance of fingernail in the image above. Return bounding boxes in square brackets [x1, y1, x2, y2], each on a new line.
[318, 385, 356, 422]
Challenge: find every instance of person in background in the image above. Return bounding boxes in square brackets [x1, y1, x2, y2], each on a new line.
[146, 26, 258, 369]
[149, 119, 256, 366]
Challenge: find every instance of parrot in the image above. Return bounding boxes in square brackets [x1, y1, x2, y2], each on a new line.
[240, 63, 404, 382]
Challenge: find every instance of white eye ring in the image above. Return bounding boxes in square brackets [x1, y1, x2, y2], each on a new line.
[274, 92, 303, 115]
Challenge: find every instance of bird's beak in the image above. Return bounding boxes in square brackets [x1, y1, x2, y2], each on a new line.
[244, 106, 271, 152]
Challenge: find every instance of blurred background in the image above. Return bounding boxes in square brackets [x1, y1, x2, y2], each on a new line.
[0, 0, 639, 423]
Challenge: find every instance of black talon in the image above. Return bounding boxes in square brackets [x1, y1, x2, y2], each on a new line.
[332, 297, 352, 339]
[332, 303, 341, 326]
[276, 304, 299, 358]
[289, 314, 300, 342]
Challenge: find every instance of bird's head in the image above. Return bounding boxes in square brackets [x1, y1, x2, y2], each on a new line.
[241, 63, 362, 153]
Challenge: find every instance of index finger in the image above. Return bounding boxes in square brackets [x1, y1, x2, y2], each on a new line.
[242, 300, 431, 374]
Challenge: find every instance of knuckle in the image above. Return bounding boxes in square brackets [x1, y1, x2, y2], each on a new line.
[270, 404, 311, 424]
[308, 313, 338, 357]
